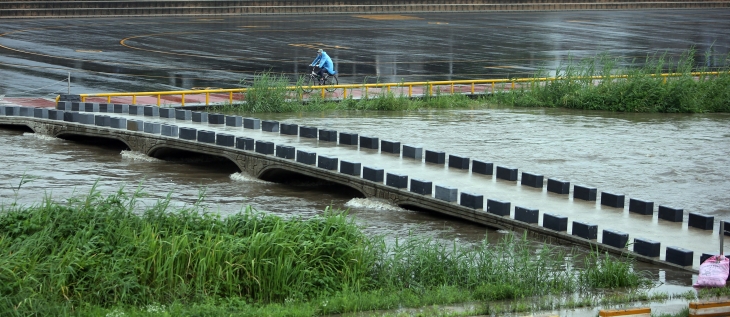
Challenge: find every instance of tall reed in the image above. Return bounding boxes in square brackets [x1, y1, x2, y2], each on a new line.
[237, 71, 299, 113]
[368, 233, 578, 297]
[578, 248, 653, 289]
[0, 188, 374, 314]
[493, 49, 730, 113]
[1, 188, 655, 316]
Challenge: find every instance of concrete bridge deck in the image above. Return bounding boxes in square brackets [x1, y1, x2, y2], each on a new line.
[1, 100, 727, 272]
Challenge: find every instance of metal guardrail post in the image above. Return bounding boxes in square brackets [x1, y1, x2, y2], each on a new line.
[206, 92, 210, 105]
[181, 93, 186, 107]
[157, 95, 161, 106]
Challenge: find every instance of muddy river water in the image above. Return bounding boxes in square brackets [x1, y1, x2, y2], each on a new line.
[2, 108, 729, 302]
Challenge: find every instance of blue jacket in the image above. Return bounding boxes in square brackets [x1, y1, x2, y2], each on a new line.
[310, 51, 335, 75]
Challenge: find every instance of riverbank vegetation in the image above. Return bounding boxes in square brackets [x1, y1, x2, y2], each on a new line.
[0, 186, 707, 316]
[223, 73, 477, 113]
[220, 49, 729, 114]
[493, 49, 730, 113]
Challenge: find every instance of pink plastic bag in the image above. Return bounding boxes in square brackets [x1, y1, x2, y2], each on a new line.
[693, 255, 729, 288]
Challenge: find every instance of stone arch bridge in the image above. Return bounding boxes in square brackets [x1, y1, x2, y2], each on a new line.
[1, 102, 725, 273]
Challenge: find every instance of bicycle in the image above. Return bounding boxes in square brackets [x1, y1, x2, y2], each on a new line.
[301, 66, 338, 93]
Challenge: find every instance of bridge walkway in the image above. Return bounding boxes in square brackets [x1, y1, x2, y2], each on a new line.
[1, 101, 723, 271]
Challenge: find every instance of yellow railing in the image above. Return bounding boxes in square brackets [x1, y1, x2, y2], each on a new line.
[58, 71, 724, 106]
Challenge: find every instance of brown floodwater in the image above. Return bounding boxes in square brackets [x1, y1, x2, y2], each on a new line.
[2, 8, 729, 314]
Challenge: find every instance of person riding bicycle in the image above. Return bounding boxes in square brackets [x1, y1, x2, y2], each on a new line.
[309, 49, 336, 83]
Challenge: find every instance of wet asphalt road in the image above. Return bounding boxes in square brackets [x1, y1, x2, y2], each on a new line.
[1, 9, 729, 96]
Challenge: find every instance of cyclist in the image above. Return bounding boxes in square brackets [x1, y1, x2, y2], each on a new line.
[309, 49, 336, 83]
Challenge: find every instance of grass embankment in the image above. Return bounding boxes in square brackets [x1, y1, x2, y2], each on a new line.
[493, 50, 730, 113]
[223, 49, 729, 114]
[0, 187, 711, 316]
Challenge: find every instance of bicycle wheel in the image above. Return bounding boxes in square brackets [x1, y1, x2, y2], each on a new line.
[324, 75, 338, 92]
[301, 75, 315, 93]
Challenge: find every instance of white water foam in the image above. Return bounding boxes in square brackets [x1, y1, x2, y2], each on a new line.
[120, 150, 159, 162]
[24, 132, 57, 141]
[229, 172, 270, 184]
[344, 198, 405, 211]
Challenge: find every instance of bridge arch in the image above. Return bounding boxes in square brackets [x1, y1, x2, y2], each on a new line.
[146, 144, 243, 172]
[0, 123, 34, 133]
[257, 166, 367, 198]
[397, 201, 457, 216]
[54, 131, 132, 151]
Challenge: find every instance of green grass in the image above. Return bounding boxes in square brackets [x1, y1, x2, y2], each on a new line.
[229, 71, 302, 113]
[697, 284, 730, 298]
[0, 186, 676, 316]
[0, 185, 374, 315]
[653, 307, 690, 317]
[579, 248, 655, 289]
[491, 49, 730, 113]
